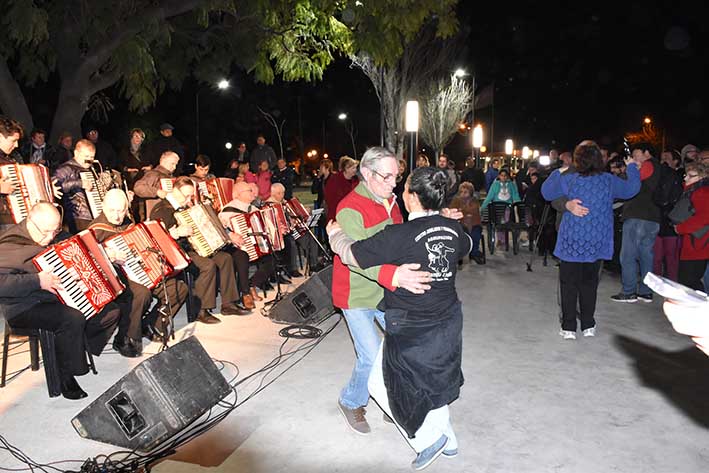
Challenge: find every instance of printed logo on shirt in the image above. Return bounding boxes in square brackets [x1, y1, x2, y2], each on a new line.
[415, 225, 459, 281]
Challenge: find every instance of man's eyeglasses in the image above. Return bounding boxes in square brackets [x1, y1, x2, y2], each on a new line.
[685, 173, 699, 180]
[28, 218, 60, 237]
[371, 169, 397, 184]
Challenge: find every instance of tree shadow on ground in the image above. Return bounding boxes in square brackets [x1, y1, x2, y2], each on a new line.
[614, 335, 709, 428]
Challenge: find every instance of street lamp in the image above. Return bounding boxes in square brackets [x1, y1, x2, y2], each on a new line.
[405, 101, 419, 172]
[338, 112, 357, 159]
[505, 138, 514, 169]
[196, 78, 230, 154]
[225, 142, 232, 150]
[472, 124, 483, 168]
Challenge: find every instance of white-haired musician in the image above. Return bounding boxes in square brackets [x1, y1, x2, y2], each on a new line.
[0, 202, 120, 400]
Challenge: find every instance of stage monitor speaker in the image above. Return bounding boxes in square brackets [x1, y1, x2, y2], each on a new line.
[268, 264, 334, 325]
[71, 336, 232, 451]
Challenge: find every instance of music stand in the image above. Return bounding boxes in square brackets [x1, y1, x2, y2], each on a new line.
[284, 206, 332, 277]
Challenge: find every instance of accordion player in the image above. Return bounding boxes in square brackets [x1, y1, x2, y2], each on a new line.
[0, 163, 54, 223]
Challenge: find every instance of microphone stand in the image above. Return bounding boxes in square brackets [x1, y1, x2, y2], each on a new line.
[254, 231, 287, 310]
[285, 206, 332, 275]
[154, 249, 174, 351]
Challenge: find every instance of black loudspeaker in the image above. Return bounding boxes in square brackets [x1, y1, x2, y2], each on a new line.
[72, 336, 232, 451]
[268, 264, 334, 325]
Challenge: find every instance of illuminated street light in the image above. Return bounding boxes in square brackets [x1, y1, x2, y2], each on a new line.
[225, 142, 232, 150]
[533, 149, 540, 159]
[217, 79, 230, 90]
[505, 139, 514, 156]
[472, 125, 483, 149]
[338, 113, 347, 120]
[643, 116, 652, 125]
[522, 146, 531, 160]
[405, 101, 419, 172]
[454, 68, 467, 78]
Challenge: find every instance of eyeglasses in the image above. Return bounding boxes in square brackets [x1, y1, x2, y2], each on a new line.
[28, 218, 60, 237]
[370, 169, 397, 184]
[685, 173, 699, 179]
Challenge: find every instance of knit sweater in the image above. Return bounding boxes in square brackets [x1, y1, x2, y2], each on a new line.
[542, 164, 641, 262]
[331, 182, 402, 309]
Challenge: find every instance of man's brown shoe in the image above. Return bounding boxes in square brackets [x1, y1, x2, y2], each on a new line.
[242, 293, 255, 309]
[338, 400, 370, 435]
[196, 309, 221, 324]
[221, 303, 251, 316]
[250, 286, 263, 301]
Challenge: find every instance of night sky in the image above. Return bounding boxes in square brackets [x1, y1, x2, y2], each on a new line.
[51, 2, 709, 172]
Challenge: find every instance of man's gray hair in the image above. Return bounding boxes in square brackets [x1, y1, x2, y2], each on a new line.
[271, 182, 285, 192]
[359, 146, 395, 172]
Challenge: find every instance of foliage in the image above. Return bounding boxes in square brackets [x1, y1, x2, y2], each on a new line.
[419, 76, 472, 157]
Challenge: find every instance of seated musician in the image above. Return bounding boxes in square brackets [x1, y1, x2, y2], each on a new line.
[89, 189, 188, 353]
[0, 116, 24, 233]
[268, 183, 322, 275]
[133, 151, 179, 221]
[0, 202, 120, 399]
[189, 154, 216, 184]
[219, 181, 277, 301]
[52, 139, 97, 233]
[151, 177, 249, 322]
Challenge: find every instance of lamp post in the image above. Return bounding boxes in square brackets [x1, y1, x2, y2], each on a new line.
[455, 68, 476, 162]
[405, 101, 419, 172]
[472, 124, 483, 168]
[196, 79, 230, 155]
[505, 138, 514, 169]
[338, 112, 358, 159]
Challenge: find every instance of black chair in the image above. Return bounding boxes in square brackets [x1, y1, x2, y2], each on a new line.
[487, 202, 512, 254]
[1, 320, 97, 398]
[508, 202, 532, 255]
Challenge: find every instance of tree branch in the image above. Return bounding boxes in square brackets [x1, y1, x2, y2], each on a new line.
[87, 67, 122, 96]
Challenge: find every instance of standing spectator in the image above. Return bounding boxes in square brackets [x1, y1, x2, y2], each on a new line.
[680, 144, 699, 166]
[223, 158, 239, 179]
[46, 132, 73, 171]
[485, 157, 500, 190]
[673, 162, 709, 291]
[653, 150, 684, 281]
[52, 139, 98, 233]
[118, 128, 151, 190]
[415, 153, 430, 168]
[311, 158, 333, 208]
[21, 128, 52, 165]
[542, 140, 641, 339]
[324, 156, 359, 222]
[271, 157, 296, 200]
[450, 181, 483, 264]
[393, 158, 409, 221]
[235, 163, 253, 183]
[253, 160, 272, 201]
[146, 123, 185, 174]
[85, 125, 117, 171]
[236, 141, 249, 164]
[437, 154, 458, 196]
[611, 142, 661, 303]
[460, 156, 486, 192]
[249, 134, 277, 172]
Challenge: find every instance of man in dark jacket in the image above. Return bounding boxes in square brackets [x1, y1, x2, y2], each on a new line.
[249, 134, 277, 172]
[271, 157, 295, 200]
[0, 202, 120, 399]
[85, 126, 118, 171]
[0, 116, 25, 232]
[20, 128, 53, 165]
[52, 139, 97, 233]
[611, 142, 662, 303]
[146, 123, 186, 174]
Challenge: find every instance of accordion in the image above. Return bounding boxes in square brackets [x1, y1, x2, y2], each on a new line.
[102, 221, 190, 289]
[175, 204, 231, 257]
[197, 177, 234, 213]
[0, 163, 53, 223]
[160, 178, 176, 192]
[261, 203, 287, 251]
[284, 197, 311, 239]
[79, 170, 109, 219]
[33, 231, 124, 319]
[229, 211, 271, 262]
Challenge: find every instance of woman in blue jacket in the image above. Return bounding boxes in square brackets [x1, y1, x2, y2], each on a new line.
[542, 140, 641, 339]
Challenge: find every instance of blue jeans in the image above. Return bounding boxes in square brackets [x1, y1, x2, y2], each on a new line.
[467, 225, 482, 257]
[339, 308, 385, 409]
[620, 218, 660, 295]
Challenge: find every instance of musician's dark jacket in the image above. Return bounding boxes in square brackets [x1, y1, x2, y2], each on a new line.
[0, 221, 64, 321]
[133, 165, 173, 199]
[149, 197, 192, 254]
[53, 159, 93, 221]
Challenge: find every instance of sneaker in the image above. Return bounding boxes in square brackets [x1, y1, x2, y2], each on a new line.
[610, 292, 637, 303]
[583, 327, 596, 337]
[412, 435, 448, 471]
[637, 293, 653, 303]
[441, 448, 459, 458]
[338, 400, 370, 435]
[559, 330, 576, 340]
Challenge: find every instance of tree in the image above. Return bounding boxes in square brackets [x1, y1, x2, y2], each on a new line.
[419, 76, 472, 159]
[257, 106, 285, 160]
[0, 0, 459, 145]
[351, 19, 462, 158]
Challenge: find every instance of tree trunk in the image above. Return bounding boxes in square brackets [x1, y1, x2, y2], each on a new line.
[50, 81, 91, 144]
[0, 59, 34, 132]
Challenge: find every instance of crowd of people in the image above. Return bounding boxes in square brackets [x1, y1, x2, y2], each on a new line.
[2, 111, 708, 470]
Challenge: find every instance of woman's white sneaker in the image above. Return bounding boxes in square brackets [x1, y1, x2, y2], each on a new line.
[559, 330, 576, 340]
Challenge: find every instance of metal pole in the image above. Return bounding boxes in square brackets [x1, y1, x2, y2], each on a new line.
[195, 91, 200, 155]
[471, 75, 476, 167]
[380, 71, 385, 147]
[408, 132, 417, 173]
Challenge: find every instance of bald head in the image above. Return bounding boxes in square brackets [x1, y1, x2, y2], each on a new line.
[270, 183, 285, 203]
[160, 152, 179, 173]
[102, 189, 130, 225]
[27, 202, 61, 246]
[73, 139, 96, 168]
[232, 181, 255, 204]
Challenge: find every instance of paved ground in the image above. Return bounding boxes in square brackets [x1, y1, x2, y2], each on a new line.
[1, 247, 708, 472]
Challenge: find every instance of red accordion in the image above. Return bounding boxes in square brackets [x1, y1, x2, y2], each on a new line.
[261, 203, 288, 251]
[0, 163, 53, 223]
[284, 197, 311, 239]
[197, 177, 234, 213]
[229, 211, 271, 261]
[102, 221, 190, 289]
[33, 231, 124, 319]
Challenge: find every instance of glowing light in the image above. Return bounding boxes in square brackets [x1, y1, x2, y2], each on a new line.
[643, 116, 652, 124]
[522, 146, 531, 159]
[217, 79, 230, 90]
[505, 139, 514, 155]
[472, 124, 483, 148]
[480, 145, 487, 153]
[405, 101, 419, 132]
[539, 155, 551, 166]
[533, 149, 540, 158]
[338, 113, 347, 120]
[225, 142, 232, 150]
[454, 68, 467, 78]
[323, 153, 329, 159]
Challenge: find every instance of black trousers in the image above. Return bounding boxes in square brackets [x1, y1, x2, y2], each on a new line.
[559, 260, 602, 331]
[144, 277, 188, 331]
[9, 302, 120, 378]
[115, 280, 153, 340]
[188, 250, 238, 310]
[678, 259, 708, 291]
